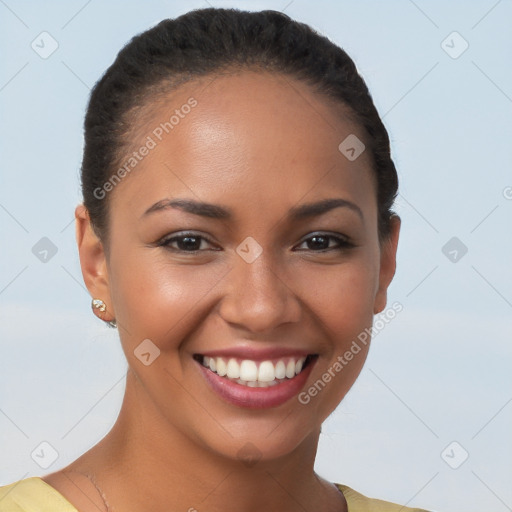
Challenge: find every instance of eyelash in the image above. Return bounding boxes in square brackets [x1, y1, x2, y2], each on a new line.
[156, 231, 354, 254]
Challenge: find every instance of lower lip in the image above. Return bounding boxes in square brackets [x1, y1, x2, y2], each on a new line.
[197, 359, 316, 409]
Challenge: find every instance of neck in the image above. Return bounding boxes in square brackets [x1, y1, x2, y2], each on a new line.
[67, 370, 345, 512]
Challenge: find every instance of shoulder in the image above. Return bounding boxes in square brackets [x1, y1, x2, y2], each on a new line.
[0, 478, 78, 512]
[335, 483, 433, 512]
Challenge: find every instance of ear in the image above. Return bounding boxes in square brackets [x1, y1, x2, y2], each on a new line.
[373, 215, 401, 314]
[75, 204, 115, 322]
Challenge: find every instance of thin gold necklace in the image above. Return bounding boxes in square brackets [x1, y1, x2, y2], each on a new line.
[64, 470, 113, 512]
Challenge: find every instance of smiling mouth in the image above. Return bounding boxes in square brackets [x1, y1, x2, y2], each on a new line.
[193, 354, 318, 388]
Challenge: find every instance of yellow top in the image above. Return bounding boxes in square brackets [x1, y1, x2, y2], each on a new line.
[0, 477, 431, 511]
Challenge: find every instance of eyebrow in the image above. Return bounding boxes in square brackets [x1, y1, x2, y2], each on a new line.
[142, 197, 363, 221]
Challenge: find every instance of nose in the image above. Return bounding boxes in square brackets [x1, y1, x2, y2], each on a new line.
[218, 252, 302, 334]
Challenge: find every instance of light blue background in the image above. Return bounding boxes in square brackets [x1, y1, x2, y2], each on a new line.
[1, 1, 511, 511]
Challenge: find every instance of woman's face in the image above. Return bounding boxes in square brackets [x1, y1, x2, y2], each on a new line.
[80, 71, 399, 462]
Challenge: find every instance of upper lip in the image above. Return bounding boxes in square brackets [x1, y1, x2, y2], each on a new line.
[195, 346, 315, 361]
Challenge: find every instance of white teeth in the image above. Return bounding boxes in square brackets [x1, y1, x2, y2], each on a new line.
[258, 361, 275, 382]
[240, 360, 258, 381]
[235, 379, 280, 388]
[226, 358, 240, 379]
[285, 360, 296, 379]
[275, 360, 286, 379]
[200, 355, 312, 386]
[216, 358, 227, 377]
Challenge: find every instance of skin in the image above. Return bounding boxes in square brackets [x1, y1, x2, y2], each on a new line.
[43, 71, 400, 512]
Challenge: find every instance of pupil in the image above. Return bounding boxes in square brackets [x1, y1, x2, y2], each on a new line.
[309, 236, 328, 250]
[180, 236, 200, 250]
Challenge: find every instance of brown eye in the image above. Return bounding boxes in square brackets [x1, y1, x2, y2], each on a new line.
[295, 233, 353, 252]
[157, 232, 219, 253]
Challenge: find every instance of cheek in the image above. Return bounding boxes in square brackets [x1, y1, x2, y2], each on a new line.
[279, 256, 379, 419]
[296, 254, 379, 330]
[108, 249, 231, 352]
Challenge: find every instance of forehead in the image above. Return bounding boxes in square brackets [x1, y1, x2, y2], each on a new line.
[111, 71, 376, 221]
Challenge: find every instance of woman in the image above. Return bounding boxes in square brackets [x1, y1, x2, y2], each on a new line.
[0, 8, 432, 511]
